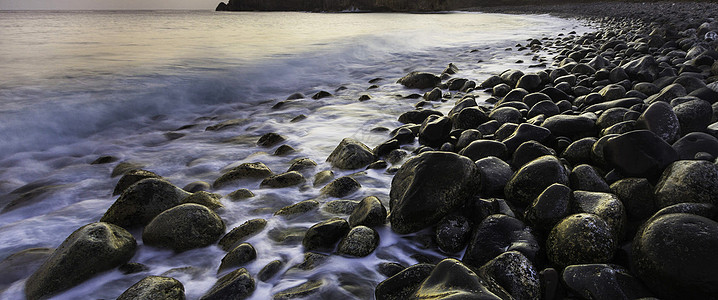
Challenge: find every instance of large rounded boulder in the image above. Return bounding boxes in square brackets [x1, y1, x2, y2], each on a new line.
[25, 222, 137, 300]
[142, 203, 225, 252]
[389, 151, 479, 234]
[504, 155, 570, 207]
[603, 130, 678, 180]
[654, 160, 718, 208]
[546, 213, 616, 268]
[326, 138, 376, 170]
[101, 178, 191, 228]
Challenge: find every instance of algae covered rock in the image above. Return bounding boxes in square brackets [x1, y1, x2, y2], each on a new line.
[326, 138, 375, 170]
[101, 178, 191, 228]
[142, 203, 225, 252]
[200, 268, 255, 300]
[117, 276, 185, 300]
[546, 213, 616, 268]
[504, 155, 570, 207]
[213, 162, 273, 188]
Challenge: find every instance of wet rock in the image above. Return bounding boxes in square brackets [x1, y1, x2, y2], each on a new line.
[646, 83, 686, 104]
[389, 151, 479, 234]
[424, 87, 442, 101]
[348, 196, 387, 227]
[561, 137, 596, 166]
[505, 155, 570, 207]
[501, 69, 524, 88]
[143, 204, 225, 252]
[516, 74, 542, 92]
[452, 107, 490, 130]
[117, 276, 185, 300]
[672, 132, 718, 159]
[632, 213, 718, 299]
[183, 191, 223, 210]
[302, 218, 350, 251]
[257, 260, 284, 282]
[113, 169, 162, 195]
[397, 72, 440, 89]
[463, 214, 538, 268]
[101, 178, 191, 228]
[511, 141, 556, 170]
[494, 123, 519, 141]
[311, 90, 332, 100]
[475, 156, 513, 196]
[0, 248, 53, 290]
[218, 218, 267, 251]
[257, 132, 286, 147]
[219, 243, 257, 273]
[378, 262, 405, 278]
[25, 222, 137, 300]
[458, 140, 508, 161]
[273, 280, 324, 300]
[541, 114, 597, 140]
[367, 160, 388, 169]
[322, 199, 359, 215]
[527, 100, 560, 119]
[413, 259, 501, 299]
[337, 226, 380, 257]
[111, 161, 145, 177]
[479, 251, 540, 300]
[525, 183, 571, 232]
[205, 119, 248, 131]
[260, 171, 305, 188]
[434, 214, 472, 253]
[546, 213, 616, 268]
[418, 115, 452, 148]
[286, 158, 317, 173]
[455, 129, 482, 151]
[477, 120, 500, 136]
[375, 263, 434, 300]
[622, 55, 659, 82]
[286, 92, 305, 100]
[488, 106, 522, 125]
[373, 139, 400, 158]
[654, 160, 718, 208]
[635, 101, 681, 143]
[227, 188, 254, 201]
[502, 123, 552, 155]
[480, 75, 503, 88]
[572, 191, 627, 240]
[326, 138, 375, 170]
[603, 130, 678, 180]
[287, 252, 328, 273]
[313, 170, 334, 188]
[213, 162, 273, 189]
[570, 164, 610, 193]
[673, 98, 712, 135]
[562, 264, 652, 300]
[398, 109, 442, 124]
[321, 176, 361, 198]
[274, 200, 319, 217]
[183, 181, 210, 193]
[610, 178, 656, 220]
[200, 268, 255, 300]
[274, 144, 296, 156]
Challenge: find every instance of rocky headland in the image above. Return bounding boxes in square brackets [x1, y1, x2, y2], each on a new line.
[15, 1, 718, 299]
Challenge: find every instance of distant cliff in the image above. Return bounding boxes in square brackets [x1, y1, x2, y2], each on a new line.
[215, 0, 450, 12]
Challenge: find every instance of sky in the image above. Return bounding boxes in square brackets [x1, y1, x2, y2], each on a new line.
[0, 0, 223, 10]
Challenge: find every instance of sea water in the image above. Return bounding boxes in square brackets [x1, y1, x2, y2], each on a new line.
[0, 10, 588, 299]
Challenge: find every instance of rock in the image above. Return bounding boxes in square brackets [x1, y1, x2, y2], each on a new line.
[480, 75, 503, 88]
[398, 109, 443, 124]
[494, 123, 519, 141]
[142, 204, 225, 252]
[257, 260, 284, 282]
[218, 218, 267, 251]
[219, 243, 257, 273]
[286, 92, 305, 100]
[418, 115, 452, 148]
[603, 130, 678, 180]
[273, 280, 324, 300]
[546, 213, 616, 268]
[260, 171, 305, 188]
[632, 213, 718, 299]
[313, 170, 334, 188]
[672, 132, 718, 160]
[622, 55, 659, 82]
[205, 119, 248, 131]
[213, 162, 273, 189]
[101, 178, 191, 228]
[391, 126, 416, 144]
[527, 100, 560, 119]
[502, 123, 552, 154]
[524, 183, 572, 232]
[25, 222, 137, 300]
[183, 191, 223, 210]
[257, 132, 286, 147]
[635, 101, 681, 143]
[287, 252, 327, 273]
[488, 106, 522, 125]
[326, 138, 375, 170]
[562, 264, 652, 300]
[322, 199, 359, 215]
[113, 169, 162, 195]
[561, 137, 596, 166]
[541, 114, 598, 140]
[337, 226, 380, 257]
[424, 87, 442, 101]
[505, 155, 570, 207]
[434, 214, 472, 253]
[0, 248, 52, 291]
[452, 107, 490, 130]
[375, 263, 434, 300]
[227, 188, 254, 201]
[462, 214, 538, 268]
[397, 72, 440, 89]
[646, 83, 686, 104]
[200, 268, 255, 300]
[117, 276, 185, 300]
[601, 120, 636, 136]
[572, 191, 627, 240]
[302, 218, 350, 251]
[673, 98, 712, 135]
[287, 158, 317, 173]
[311, 90, 332, 99]
[516, 74, 542, 91]
[91, 155, 117, 165]
[413, 258, 502, 299]
[348, 196, 387, 227]
[511, 141, 556, 170]
[522, 92, 552, 108]
[479, 251, 540, 300]
[475, 156, 513, 197]
[599, 84, 627, 101]
[610, 178, 657, 220]
[378, 262, 405, 278]
[455, 129, 482, 151]
[500, 69, 524, 88]
[389, 151, 479, 234]
[569, 164, 610, 192]
[654, 160, 718, 208]
[274, 199, 319, 217]
[183, 181, 210, 193]
[373, 139, 400, 158]
[458, 140, 508, 161]
[320, 176, 361, 198]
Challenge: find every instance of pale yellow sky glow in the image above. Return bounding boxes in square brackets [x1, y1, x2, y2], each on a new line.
[0, 0, 223, 10]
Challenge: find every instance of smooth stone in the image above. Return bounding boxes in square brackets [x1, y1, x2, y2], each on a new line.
[455, 129, 483, 151]
[313, 170, 334, 188]
[257, 260, 284, 282]
[502, 123, 552, 154]
[673, 98, 712, 135]
[504, 155, 570, 207]
[591, 134, 619, 168]
[326, 138, 375, 170]
[622, 55, 659, 82]
[522, 92, 552, 108]
[302, 218, 350, 251]
[646, 83, 686, 104]
[218, 218, 267, 251]
[274, 200, 319, 217]
[117, 276, 185, 300]
[654, 160, 718, 208]
[562, 264, 652, 300]
[320, 176, 361, 198]
[601, 120, 636, 136]
[321, 199, 359, 215]
[418, 115, 452, 148]
[218, 243, 257, 273]
[398, 109, 443, 125]
[475, 156, 513, 197]
[378, 262, 405, 278]
[389, 151, 479, 234]
[610, 178, 657, 220]
[635, 101, 681, 143]
[569, 164, 610, 193]
[583, 97, 642, 113]
[524, 183, 571, 232]
[603, 130, 678, 180]
[227, 188, 254, 201]
[561, 137, 597, 167]
[500, 69, 524, 88]
[511, 141, 556, 170]
[458, 140, 508, 161]
[541, 114, 598, 140]
[273, 280, 324, 300]
[672, 132, 718, 159]
[111, 161, 145, 177]
[0, 248, 53, 291]
[142, 204, 225, 252]
[434, 214, 472, 253]
[213, 162, 273, 189]
[516, 74, 542, 92]
[101, 178, 191, 228]
[337, 226, 380, 257]
[452, 107, 490, 130]
[257, 132, 286, 147]
[286, 158, 317, 173]
[373, 139, 400, 158]
[287, 252, 327, 273]
[547, 213, 616, 268]
[488, 106, 522, 125]
[479, 251, 540, 300]
[494, 123, 519, 141]
[462, 214, 539, 268]
[599, 84, 627, 101]
[113, 169, 162, 195]
[413, 259, 502, 300]
[424, 87, 442, 101]
[374, 263, 434, 300]
[200, 268, 255, 300]
[260, 171, 305, 188]
[397, 72, 440, 89]
[348, 196, 387, 227]
[572, 191, 627, 241]
[311, 90, 332, 99]
[527, 100, 560, 119]
[182, 191, 223, 210]
[183, 181, 210, 193]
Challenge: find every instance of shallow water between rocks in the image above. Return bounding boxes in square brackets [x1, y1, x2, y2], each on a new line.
[0, 10, 589, 299]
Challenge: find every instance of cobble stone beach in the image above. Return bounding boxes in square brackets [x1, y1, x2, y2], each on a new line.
[2, 2, 718, 299]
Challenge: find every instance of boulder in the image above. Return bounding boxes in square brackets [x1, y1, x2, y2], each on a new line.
[260, 171, 305, 188]
[654, 160, 718, 208]
[389, 152, 479, 234]
[218, 218, 267, 251]
[504, 155, 570, 207]
[320, 176, 361, 198]
[117, 276, 185, 300]
[458, 140, 508, 161]
[200, 268, 255, 300]
[302, 218, 350, 251]
[524, 183, 571, 232]
[546, 213, 616, 268]
[572, 191, 627, 240]
[511, 141, 556, 170]
[603, 130, 678, 180]
[348, 196, 387, 227]
[375, 263, 434, 300]
[25, 222, 137, 300]
[182, 191, 223, 210]
[462, 214, 539, 268]
[273, 280, 324, 300]
[101, 178, 190, 228]
[257, 260, 284, 282]
[541, 114, 598, 139]
[412, 259, 502, 299]
[479, 251, 540, 300]
[418, 115, 452, 148]
[113, 169, 162, 195]
[610, 178, 657, 220]
[672, 132, 718, 160]
[213, 162, 273, 188]
[274, 199, 319, 217]
[569, 164, 611, 193]
[562, 264, 652, 300]
[397, 72, 440, 89]
[475, 156, 513, 197]
[434, 214, 472, 253]
[502, 123, 552, 155]
[337, 226, 380, 257]
[218, 243, 257, 273]
[673, 98, 712, 135]
[326, 138, 375, 169]
[142, 204, 225, 252]
[561, 137, 597, 166]
[635, 101, 681, 143]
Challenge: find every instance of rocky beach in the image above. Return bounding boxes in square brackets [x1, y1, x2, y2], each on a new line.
[4, 1, 718, 299]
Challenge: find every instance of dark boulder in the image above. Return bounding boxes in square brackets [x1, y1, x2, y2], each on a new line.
[213, 162, 273, 189]
[541, 114, 598, 140]
[397, 72, 440, 89]
[561, 137, 597, 166]
[672, 132, 718, 160]
[479, 251, 540, 300]
[502, 123, 552, 155]
[547, 213, 616, 268]
[610, 178, 657, 220]
[511, 141, 556, 170]
[321, 176, 361, 198]
[326, 138, 375, 170]
[200, 268, 254, 300]
[654, 160, 718, 208]
[348, 196, 387, 227]
[475, 156, 513, 197]
[462, 214, 539, 268]
[562, 264, 652, 300]
[257, 132, 286, 147]
[218, 243, 257, 273]
[142, 204, 225, 252]
[260, 171, 305, 188]
[635, 101, 681, 143]
[117, 276, 185, 300]
[418, 115, 452, 148]
[673, 98, 712, 135]
[603, 130, 678, 180]
[524, 183, 571, 232]
[302, 218, 350, 251]
[505, 155, 570, 207]
[113, 169, 162, 196]
[101, 178, 190, 228]
[434, 214, 472, 253]
[458, 140, 509, 162]
[412, 259, 502, 299]
[218, 218, 267, 251]
[375, 263, 434, 300]
[337, 226, 380, 257]
[572, 191, 627, 241]
[569, 164, 611, 193]
[398, 109, 443, 125]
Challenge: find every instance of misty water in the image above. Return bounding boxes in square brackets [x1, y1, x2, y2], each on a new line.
[0, 10, 587, 299]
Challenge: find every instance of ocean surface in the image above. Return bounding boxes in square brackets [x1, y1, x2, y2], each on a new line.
[0, 10, 587, 299]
